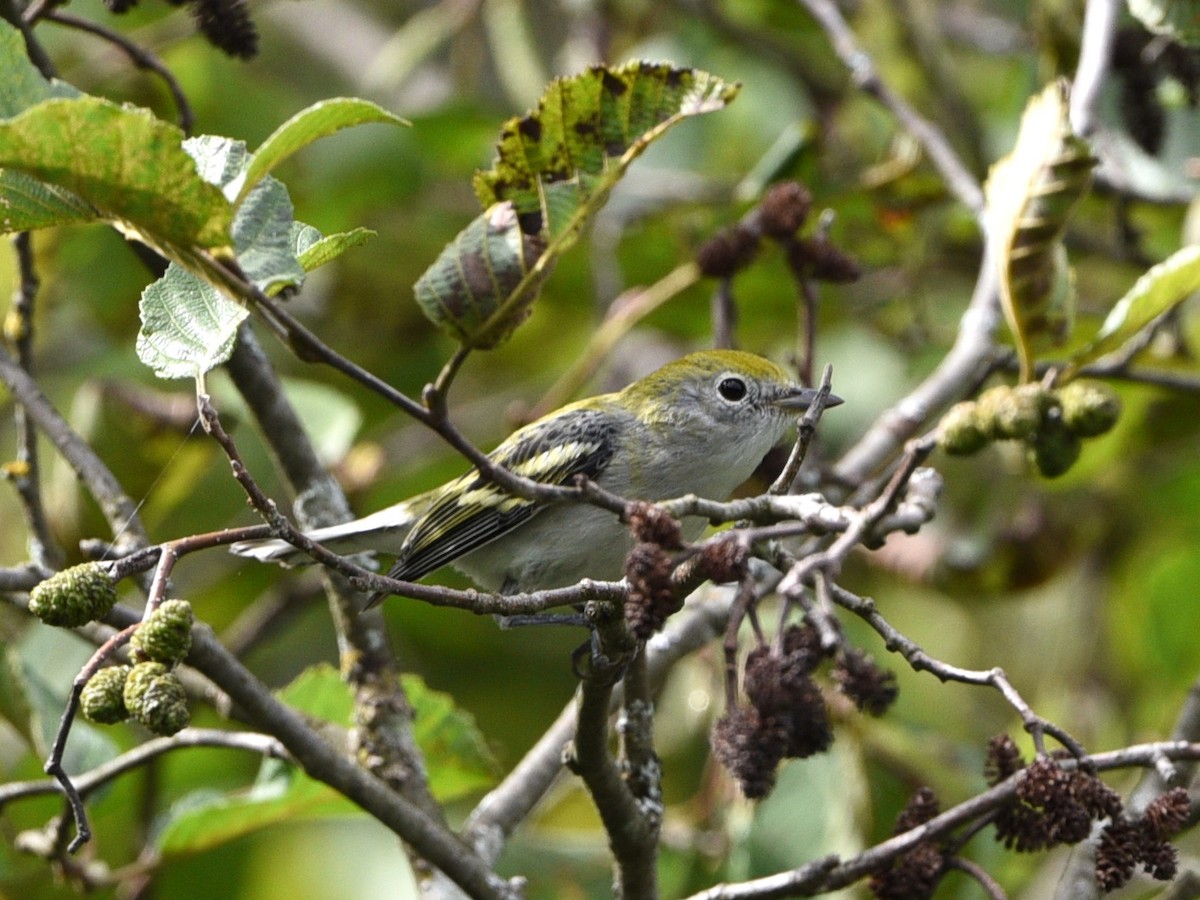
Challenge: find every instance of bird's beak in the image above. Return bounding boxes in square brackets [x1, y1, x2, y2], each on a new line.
[774, 386, 844, 411]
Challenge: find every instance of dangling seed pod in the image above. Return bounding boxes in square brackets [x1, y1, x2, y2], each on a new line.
[131, 599, 194, 664]
[1057, 380, 1121, 437]
[28, 563, 118, 628]
[124, 661, 190, 736]
[81, 665, 132, 724]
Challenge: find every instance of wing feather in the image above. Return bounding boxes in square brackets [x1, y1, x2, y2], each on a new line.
[385, 407, 617, 584]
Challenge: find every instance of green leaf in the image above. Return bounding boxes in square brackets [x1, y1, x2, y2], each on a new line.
[473, 61, 739, 239]
[295, 226, 376, 271]
[182, 136, 303, 291]
[1063, 245, 1200, 379]
[157, 664, 497, 856]
[183, 134, 249, 198]
[156, 758, 362, 856]
[0, 18, 79, 118]
[0, 168, 96, 231]
[1128, 0, 1200, 45]
[232, 174, 305, 294]
[136, 137, 309, 378]
[276, 663, 355, 724]
[0, 97, 233, 250]
[283, 664, 498, 800]
[280, 379, 363, 465]
[454, 61, 736, 347]
[413, 202, 547, 348]
[136, 263, 248, 379]
[404, 674, 500, 800]
[985, 79, 1096, 382]
[238, 97, 409, 204]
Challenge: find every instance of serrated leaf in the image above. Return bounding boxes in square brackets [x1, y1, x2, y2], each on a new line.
[276, 663, 355, 724]
[183, 136, 303, 291]
[0, 168, 96, 231]
[986, 79, 1096, 382]
[231, 175, 305, 294]
[295, 226, 375, 271]
[0, 97, 233, 250]
[404, 675, 500, 799]
[0, 19, 79, 118]
[238, 98, 409, 204]
[136, 138, 307, 378]
[136, 264, 247, 379]
[1063, 245, 1200, 379]
[473, 61, 739, 239]
[1128, 0, 1200, 45]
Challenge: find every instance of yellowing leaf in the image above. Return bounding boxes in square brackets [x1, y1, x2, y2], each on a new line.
[453, 61, 737, 347]
[473, 61, 739, 239]
[985, 80, 1096, 382]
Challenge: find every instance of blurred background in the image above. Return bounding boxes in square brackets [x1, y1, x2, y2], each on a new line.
[2, 0, 1200, 897]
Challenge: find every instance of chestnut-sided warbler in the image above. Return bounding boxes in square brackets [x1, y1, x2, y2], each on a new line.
[231, 350, 840, 603]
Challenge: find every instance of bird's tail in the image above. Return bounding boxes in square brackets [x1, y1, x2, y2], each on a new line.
[229, 499, 423, 567]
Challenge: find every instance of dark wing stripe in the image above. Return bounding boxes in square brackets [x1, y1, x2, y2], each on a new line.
[388, 503, 534, 582]
[389, 408, 618, 584]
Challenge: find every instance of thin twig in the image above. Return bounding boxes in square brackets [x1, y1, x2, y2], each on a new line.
[769, 363, 837, 495]
[527, 261, 701, 422]
[1, 730, 288, 808]
[1070, 0, 1120, 136]
[947, 856, 1008, 900]
[829, 583, 1085, 759]
[711, 277, 737, 349]
[834, 254, 1001, 485]
[463, 587, 737, 862]
[5, 233, 64, 570]
[3, 0, 56, 74]
[43, 11, 195, 133]
[683, 740, 1200, 899]
[796, 0, 984, 218]
[796, 268, 818, 388]
[0, 343, 149, 554]
[569, 600, 657, 900]
[224, 329, 438, 809]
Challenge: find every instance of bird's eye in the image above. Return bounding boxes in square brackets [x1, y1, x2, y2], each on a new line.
[717, 376, 748, 402]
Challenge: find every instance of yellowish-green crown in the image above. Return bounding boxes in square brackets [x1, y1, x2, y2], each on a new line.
[623, 349, 792, 397]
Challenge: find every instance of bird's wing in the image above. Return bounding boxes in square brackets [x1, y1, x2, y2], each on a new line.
[385, 406, 618, 585]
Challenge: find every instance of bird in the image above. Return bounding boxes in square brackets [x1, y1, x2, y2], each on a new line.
[230, 349, 840, 605]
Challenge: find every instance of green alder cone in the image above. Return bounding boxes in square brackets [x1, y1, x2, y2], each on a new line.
[28, 563, 118, 627]
[123, 661, 170, 719]
[995, 383, 1057, 440]
[131, 599, 194, 664]
[124, 661, 189, 735]
[133, 673, 190, 736]
[80, 665, 132, 724]
[1029, 415, 1082, 478]
[938, 401, 989, 455]
[1058, 380, 1121, 437]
